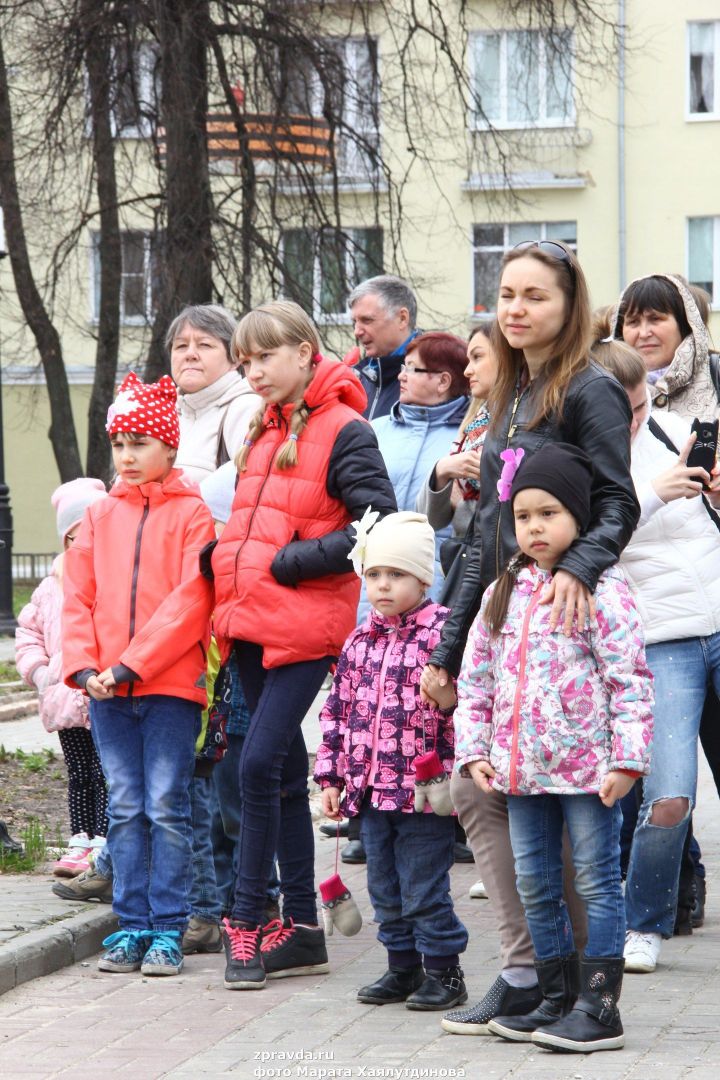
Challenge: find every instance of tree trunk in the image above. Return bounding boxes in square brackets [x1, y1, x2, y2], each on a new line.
[83, 4, 121, 483]
[145, 0, 214, 381]
[0, 29, 82, 481]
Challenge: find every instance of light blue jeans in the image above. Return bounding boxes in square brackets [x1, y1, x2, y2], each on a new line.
[90, 694, 200, 931]
[625, 632, 720, 937]
[507, 793, 625, 960]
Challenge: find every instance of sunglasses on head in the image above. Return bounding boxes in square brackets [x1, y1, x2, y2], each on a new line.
[513, 240, 573, 265]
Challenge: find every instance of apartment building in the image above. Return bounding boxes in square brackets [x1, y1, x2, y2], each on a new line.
[1, 0, 718, 551]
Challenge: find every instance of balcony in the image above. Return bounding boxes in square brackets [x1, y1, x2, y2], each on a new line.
[464, 126, 593, 191]
[157, 113, 332, 171]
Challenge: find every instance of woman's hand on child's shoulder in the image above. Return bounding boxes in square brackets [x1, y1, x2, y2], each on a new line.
[599, 770, 636, 808]
[540, 571, 596, 637]
[321, 787, 343, 820]
[467, 759, 496, 794]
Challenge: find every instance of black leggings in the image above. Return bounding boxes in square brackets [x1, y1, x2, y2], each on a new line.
[57, 727, 108, 839]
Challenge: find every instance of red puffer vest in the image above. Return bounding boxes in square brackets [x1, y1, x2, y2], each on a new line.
[212, 358, 366, 668]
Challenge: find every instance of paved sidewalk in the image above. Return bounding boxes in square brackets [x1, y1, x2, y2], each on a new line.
[0, 757, 718, 1078]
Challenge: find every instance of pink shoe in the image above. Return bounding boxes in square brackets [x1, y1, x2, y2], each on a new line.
[53, 833, 93, 877]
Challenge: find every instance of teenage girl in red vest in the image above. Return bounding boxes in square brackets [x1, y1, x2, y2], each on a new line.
[211, 300, 397, 990]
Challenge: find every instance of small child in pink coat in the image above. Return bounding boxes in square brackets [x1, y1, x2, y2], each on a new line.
[15, 478, 108, 875]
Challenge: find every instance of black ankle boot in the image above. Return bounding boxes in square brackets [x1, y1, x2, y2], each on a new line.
[0, 821, 22, 853]
[532, 956, 625, 1053]
[692, 874, 706, 929]
[406, 966, 467, 1011]
[487, 953, 579, 1042]
[357, 964, 424, 1004]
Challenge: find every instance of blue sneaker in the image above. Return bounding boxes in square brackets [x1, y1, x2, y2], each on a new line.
[98, 930, 151, 973]
[140, 930, 184, 976]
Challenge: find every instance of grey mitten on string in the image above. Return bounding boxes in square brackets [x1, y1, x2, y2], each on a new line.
[413, 749, 454, 815]
[318, 824, 362, 936]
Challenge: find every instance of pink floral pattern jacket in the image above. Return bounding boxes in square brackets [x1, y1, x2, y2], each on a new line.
[314, 600, 455, 815]
[454, 563, 654, 795]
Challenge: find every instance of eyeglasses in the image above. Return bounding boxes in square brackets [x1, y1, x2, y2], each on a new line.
[513, 240, 573, 266]
[400, 363, 443, 375]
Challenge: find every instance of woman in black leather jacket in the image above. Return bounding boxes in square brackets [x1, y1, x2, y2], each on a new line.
[427, 241, 640, 1039]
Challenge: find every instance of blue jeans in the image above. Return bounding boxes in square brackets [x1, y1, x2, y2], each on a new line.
[90, 694, 200, 931]
[359, 804, 468, 967]
[625, 633, 720, 937]
[507, 793, 625, 960]
[189, 774, 222, 922]
[231, 643, 331, 926]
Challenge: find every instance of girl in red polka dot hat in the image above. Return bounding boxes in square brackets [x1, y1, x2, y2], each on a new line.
[62, 371, 216, 978]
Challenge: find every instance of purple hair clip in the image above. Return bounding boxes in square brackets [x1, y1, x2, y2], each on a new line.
[496, 448, 525, 502]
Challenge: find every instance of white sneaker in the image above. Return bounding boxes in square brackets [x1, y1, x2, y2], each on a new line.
[624, 930, 661, 973]
[469, 880, 488, 899]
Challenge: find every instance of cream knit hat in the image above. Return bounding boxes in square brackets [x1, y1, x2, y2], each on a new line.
[363, 511, 436, 586]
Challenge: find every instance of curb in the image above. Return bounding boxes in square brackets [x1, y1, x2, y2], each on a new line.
[0, 905, 118, 997]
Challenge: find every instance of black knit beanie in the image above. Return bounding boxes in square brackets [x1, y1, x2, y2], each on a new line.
[510, 442, 594, 532]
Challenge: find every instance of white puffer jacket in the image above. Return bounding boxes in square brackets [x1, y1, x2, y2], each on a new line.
[620, 406, 720, 644]
[176, 370, 261, 483]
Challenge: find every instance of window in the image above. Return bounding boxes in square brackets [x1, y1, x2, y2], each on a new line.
[472, 222, 577, 316]
[688, 22, 719, 117]
[470, 30, 574, 129]
[111, 41, 160, 137]
[688, 216, 719, 305]
[282, 227, 383, 321]
[91, 231, 162, 324]
[281, 37, 380, 177]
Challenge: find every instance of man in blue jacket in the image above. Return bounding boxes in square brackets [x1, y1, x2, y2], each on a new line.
[348, 275, 420, 420]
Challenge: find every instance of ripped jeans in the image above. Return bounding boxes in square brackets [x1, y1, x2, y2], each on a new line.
[625, 633, 720, 938]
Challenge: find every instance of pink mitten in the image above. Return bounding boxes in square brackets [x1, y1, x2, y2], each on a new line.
[319, 873, 363, 937]
[414, 750, 454, 815]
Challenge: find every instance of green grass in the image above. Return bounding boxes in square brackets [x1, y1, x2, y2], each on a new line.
[0, 745, 56, 770]
[0, 819, 50, 873]
[0, 659, 20, 682]
[13, 584, 33, 618]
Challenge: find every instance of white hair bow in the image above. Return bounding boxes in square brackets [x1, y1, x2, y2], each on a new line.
[347, 506, 380, 578]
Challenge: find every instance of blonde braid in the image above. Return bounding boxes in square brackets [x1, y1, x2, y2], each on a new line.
[235, 406, 266, 472]
[276, 401, 311, 470]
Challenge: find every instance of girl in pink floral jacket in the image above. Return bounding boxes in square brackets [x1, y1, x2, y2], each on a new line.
[454, 443, 653, 1055]
[315, 512, 468, 1012]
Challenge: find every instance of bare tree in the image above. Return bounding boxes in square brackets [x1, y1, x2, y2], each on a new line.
[0, 0, 622, 477]
[0, 23, 82, 481]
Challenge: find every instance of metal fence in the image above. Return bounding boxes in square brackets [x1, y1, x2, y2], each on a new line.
[12, 553, 57, 584]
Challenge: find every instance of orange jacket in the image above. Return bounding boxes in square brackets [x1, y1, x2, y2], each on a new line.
[63, 470, 215, 705]
[212, 358, 396, 668]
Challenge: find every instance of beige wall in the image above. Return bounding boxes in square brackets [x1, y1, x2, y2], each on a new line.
[3, 0, 720, 550]
[4, 383, 90, 554]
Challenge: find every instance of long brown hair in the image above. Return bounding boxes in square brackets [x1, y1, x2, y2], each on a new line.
[483, 552, 532, 636]
[459, 323, 495, 433]
[489, 243, 592, 431]
[233, 300, 321, 472]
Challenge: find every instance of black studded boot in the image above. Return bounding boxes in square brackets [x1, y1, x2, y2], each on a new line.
[487, 952, 579, 1042]
[532, 955, 625, 1053]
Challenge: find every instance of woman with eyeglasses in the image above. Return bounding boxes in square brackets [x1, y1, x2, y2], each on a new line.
[421, 240, 640, 1039]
